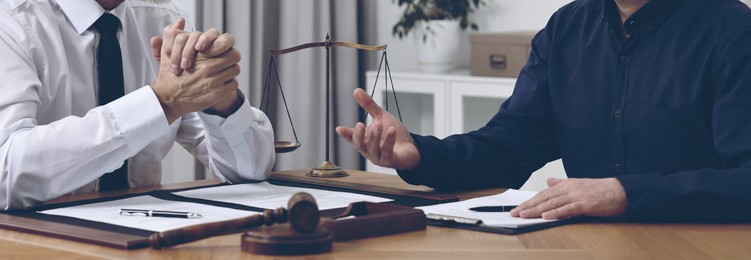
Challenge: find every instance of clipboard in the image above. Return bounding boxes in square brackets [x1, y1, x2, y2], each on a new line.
[425, 214, 576, 235]
[417, 189, 575, 235]
[269, 169, 460, 204]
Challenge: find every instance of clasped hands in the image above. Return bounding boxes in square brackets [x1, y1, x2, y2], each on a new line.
[336, 89, 628, 220]
[150, 17, 241, 124]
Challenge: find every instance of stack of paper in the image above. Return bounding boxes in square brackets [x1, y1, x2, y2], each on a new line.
[174, 182, 392, 210]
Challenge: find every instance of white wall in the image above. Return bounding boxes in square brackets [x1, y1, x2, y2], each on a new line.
[372, 0, 572, 71]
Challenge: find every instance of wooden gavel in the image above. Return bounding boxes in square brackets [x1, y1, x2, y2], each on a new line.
[149, 192, 320, 249]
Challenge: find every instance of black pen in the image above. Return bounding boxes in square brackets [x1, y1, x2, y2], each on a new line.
[468, 205, 517, 212]
[120, 209, 202, 219]
[426, 213, 483, 225]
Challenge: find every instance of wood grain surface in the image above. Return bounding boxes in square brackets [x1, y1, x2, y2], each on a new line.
[2, 169, 750, 259]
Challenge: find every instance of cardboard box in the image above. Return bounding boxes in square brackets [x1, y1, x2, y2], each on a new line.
[469, 31, 536, 77]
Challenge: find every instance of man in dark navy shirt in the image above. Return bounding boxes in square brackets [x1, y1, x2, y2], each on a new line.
[337, 0, 751, 221]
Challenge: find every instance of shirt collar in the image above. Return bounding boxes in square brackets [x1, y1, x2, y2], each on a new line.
[57, 0, 128, 35]
[7, 0, 27, 9]
[602, 0, 682, 34]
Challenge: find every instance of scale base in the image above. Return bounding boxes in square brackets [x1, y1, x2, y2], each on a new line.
[242, 224, 332, 255]
[307, 161, 348, 178]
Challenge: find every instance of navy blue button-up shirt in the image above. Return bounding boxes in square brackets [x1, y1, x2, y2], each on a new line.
[399, 0, 751, 221]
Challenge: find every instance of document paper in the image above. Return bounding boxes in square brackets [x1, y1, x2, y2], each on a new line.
[174, 182, 392, 210]
[40, 195, 258, 232]
[39, 183, 391, 232]
[418, 189, 558, 228]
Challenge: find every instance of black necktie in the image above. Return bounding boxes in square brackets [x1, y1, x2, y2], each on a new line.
[95, 13, 128, 191]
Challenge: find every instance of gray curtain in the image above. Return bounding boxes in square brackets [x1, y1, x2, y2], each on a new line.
[199, 0, 362, 171]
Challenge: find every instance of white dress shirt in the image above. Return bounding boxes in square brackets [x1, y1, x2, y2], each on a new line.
[0, 0, 275, 210]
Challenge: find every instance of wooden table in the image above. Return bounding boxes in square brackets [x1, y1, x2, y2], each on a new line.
[2, 169, 751, 259]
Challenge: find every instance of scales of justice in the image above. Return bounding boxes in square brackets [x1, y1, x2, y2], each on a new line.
[260, 33, 402, 178]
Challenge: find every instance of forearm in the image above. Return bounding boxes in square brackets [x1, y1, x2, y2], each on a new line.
[0, 111, 125, 209]
[398, 129, 550, 190]
[178, 98, 275, 183]
[617, 168, 751, 222]
[0, 88, 170, 209]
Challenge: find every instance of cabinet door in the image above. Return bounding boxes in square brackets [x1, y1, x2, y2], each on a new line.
[449, 78, 515, 133]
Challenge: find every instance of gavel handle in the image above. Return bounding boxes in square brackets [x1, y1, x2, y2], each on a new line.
[149, 214, 263, 249]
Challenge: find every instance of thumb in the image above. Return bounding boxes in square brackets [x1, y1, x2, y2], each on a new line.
[172, 16, 186, 31]
[547, 177, 564, 187]
[203, 33, 235, 58]
[150, 36, 163, 61]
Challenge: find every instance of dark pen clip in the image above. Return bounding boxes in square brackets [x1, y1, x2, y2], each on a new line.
[426, 213, 483, 226]
[120, 209, 148, 217]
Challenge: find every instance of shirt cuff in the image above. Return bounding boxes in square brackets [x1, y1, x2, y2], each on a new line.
[198, 95, 257, 139]
[615, 172, 672, 219]
[106, 86, 171, 156]
[202, 90, 245, 118]
[396, 133, 435, 186]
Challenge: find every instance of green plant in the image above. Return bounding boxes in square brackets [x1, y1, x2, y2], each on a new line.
[392, 0, 485, 41]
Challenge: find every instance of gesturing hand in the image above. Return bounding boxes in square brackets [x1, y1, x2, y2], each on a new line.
[510, 177, 628, 220]
[335, 89, 421, 171]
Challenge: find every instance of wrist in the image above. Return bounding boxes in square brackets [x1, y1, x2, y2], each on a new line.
[203, 89, 244, 117]
[151, 84, 181, 124]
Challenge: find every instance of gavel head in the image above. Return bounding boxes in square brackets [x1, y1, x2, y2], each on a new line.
[287, 192, 320, 233]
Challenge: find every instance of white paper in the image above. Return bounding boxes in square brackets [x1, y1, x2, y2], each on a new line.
[417, 189, 558, 228]
[39, 196, 257, 232]
[174, 182, 392, 210]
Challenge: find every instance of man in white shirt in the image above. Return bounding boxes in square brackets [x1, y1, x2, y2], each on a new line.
[0, 0, 275, 210]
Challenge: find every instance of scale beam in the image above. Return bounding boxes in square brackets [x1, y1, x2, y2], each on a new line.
[270, 42, 386, 55]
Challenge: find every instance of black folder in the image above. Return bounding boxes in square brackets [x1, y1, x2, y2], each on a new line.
[426, 216, 576, 235]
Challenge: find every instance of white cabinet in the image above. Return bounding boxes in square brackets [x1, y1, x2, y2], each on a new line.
[448, 77, 516, 134]
[365, 70, 516, 138]
[364, 70, 565, 191]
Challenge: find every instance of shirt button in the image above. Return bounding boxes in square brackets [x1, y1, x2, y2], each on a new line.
[647, 25, 655, 32]
[613, 109, 622, 118]
[226, 125, 234, 130]
[620, 55, 630, 63]
[614, 163, 622, 172]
